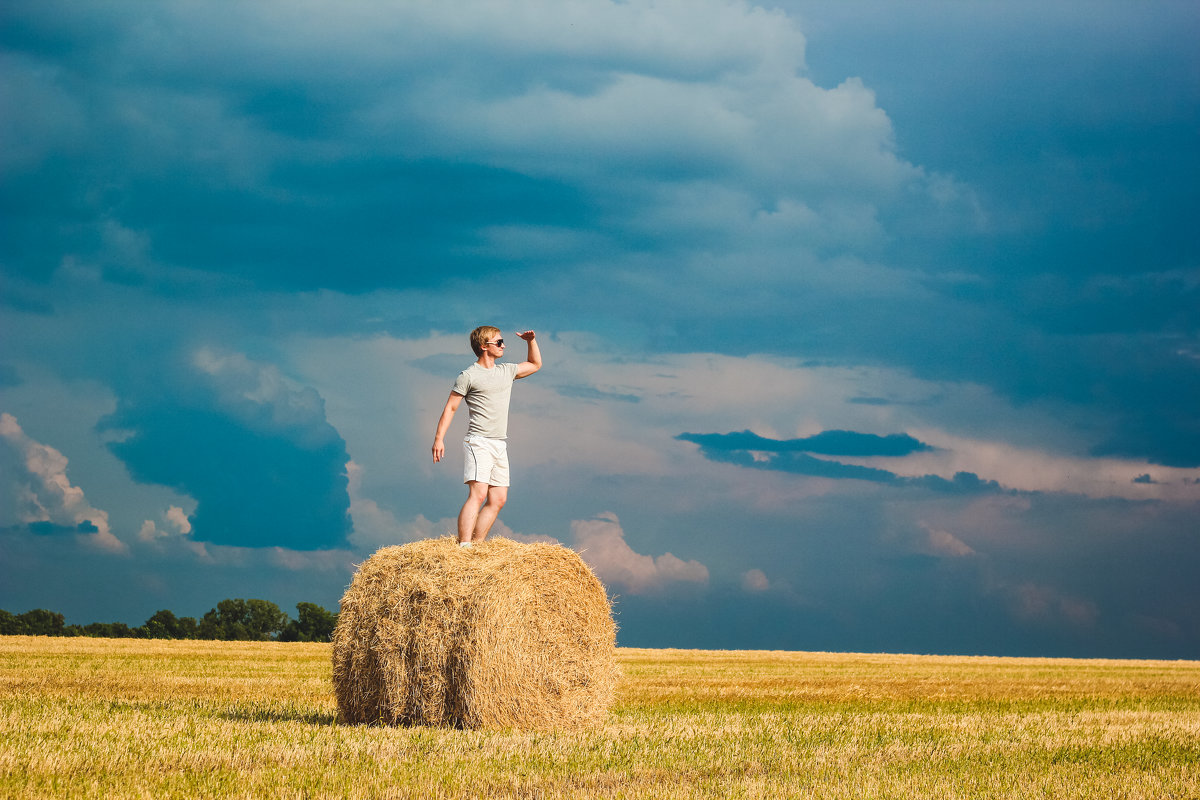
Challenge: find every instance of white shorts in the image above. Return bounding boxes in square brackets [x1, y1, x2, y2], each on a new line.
[462, 434, 510, 487]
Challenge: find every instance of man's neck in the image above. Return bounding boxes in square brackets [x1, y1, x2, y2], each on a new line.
[476, 354, 497, 369]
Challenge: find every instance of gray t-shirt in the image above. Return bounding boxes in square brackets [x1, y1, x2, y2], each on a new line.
[452, 362, 520, 439]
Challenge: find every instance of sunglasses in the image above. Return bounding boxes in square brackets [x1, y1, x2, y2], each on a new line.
[485, 339, 505, 347]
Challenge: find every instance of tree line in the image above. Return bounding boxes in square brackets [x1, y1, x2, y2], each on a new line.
[0, 599, 338, 642]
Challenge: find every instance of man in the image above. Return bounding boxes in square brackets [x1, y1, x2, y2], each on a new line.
[431, 326, 541, 546]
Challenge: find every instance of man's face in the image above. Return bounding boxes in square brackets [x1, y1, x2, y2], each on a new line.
[485, 336, 505, 356]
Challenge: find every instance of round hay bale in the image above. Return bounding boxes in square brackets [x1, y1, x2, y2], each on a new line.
[332, 536, 618, 730]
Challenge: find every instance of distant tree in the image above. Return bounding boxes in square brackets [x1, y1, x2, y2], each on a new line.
[200, 600, 247, 640]
[246, 599, 288, 640]
[279, 602, 338, 642]
[80, 622, 140, 638]
[176, 615, 199, 639]
[199, 598, 287, 641]
[142, 609, 199, 640]
[143, 609, 176, 639]
[18, 609, 65, 636]
[197, 608, 223, 640]
[0, 600, 331, 640]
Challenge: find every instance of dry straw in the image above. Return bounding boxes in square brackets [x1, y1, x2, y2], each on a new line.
[332, 536, 618, 730]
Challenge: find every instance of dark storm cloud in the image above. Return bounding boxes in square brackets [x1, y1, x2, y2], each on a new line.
[693, 445, 902, 484]
[2, 141, 587, 294]
[774, 0, 1200, 468]
[104, 403, 351, 550]
[679, 430, 1005, 494]
[1, 0, 950, 302]
[790, 0, 1200, 278]
[90, 348, 354, 551]
[554, 385, 641, 404]
[844, 393, 946, 409]
[678, 429, 932, 457]
[1, 520, 97, 537]
[3, 0, 1198, 473]
[2, 0, 593, 293]
[906, 472, 1006, 495]
[112, 160, 587, 293]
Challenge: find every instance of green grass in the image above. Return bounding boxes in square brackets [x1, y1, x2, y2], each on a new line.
[2, 637, 1198, 798]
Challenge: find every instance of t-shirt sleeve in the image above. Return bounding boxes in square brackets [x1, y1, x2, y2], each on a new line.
[505, 362, 520, 382]
[451, 370, 471, 396]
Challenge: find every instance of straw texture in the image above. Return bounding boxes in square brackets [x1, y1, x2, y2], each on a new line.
[332, 536, 618, 730]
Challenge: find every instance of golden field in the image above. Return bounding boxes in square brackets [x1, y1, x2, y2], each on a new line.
[1, 635, 1198, 799]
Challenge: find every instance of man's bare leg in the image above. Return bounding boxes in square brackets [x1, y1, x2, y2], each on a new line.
[457, 481, 490, 544]
[470, 485, 508, 542]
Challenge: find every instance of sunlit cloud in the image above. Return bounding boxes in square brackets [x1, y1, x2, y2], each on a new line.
[919, 524, 975, 558]
[571, 512, 708, 594]
[0, 412, 125, 553]
[136, 505, 194, 543]
[741, 568, 770, 593]
[839, 430, 1200, 501]
[345, 460, 412, 550]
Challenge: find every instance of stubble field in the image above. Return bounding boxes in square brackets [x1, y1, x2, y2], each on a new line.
[1, 635, 1197, 799]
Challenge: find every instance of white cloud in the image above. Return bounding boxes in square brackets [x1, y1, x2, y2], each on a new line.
[137, 505, 194, 543]
[345, 460, 417, 550]
[843, 429, 1200, 501]
[166, 505, 191, 535]
[266, 546, 355, 573]
[0, 412, 125, 553]
[741, 568, 770, 592]
[571, 511, 708, 594]
[193, 348, 333, 443]
[920, 524, 975, 558]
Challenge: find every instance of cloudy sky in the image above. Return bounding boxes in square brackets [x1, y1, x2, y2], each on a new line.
[3, 0, 1198, 658]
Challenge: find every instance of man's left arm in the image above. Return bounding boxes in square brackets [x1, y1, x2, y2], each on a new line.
[515, 330, 541, 378]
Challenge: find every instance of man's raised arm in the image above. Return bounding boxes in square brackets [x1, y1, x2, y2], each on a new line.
[515, 330, 541, 378]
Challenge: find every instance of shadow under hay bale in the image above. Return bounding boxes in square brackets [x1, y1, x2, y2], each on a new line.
[332, 536, 618, 730]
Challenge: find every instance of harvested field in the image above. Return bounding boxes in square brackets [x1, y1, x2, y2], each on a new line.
[2, 636, 1198, 799]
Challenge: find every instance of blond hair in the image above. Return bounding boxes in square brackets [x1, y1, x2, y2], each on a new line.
[469, 325, 501, 357]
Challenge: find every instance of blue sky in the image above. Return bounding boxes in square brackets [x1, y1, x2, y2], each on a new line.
[2, 0, 1198, 658]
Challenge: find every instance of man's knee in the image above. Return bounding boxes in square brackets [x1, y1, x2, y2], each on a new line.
[486, 487, 508, 508]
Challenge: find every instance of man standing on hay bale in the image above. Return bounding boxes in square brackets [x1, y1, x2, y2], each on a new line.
[432, 326, 541, 547]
